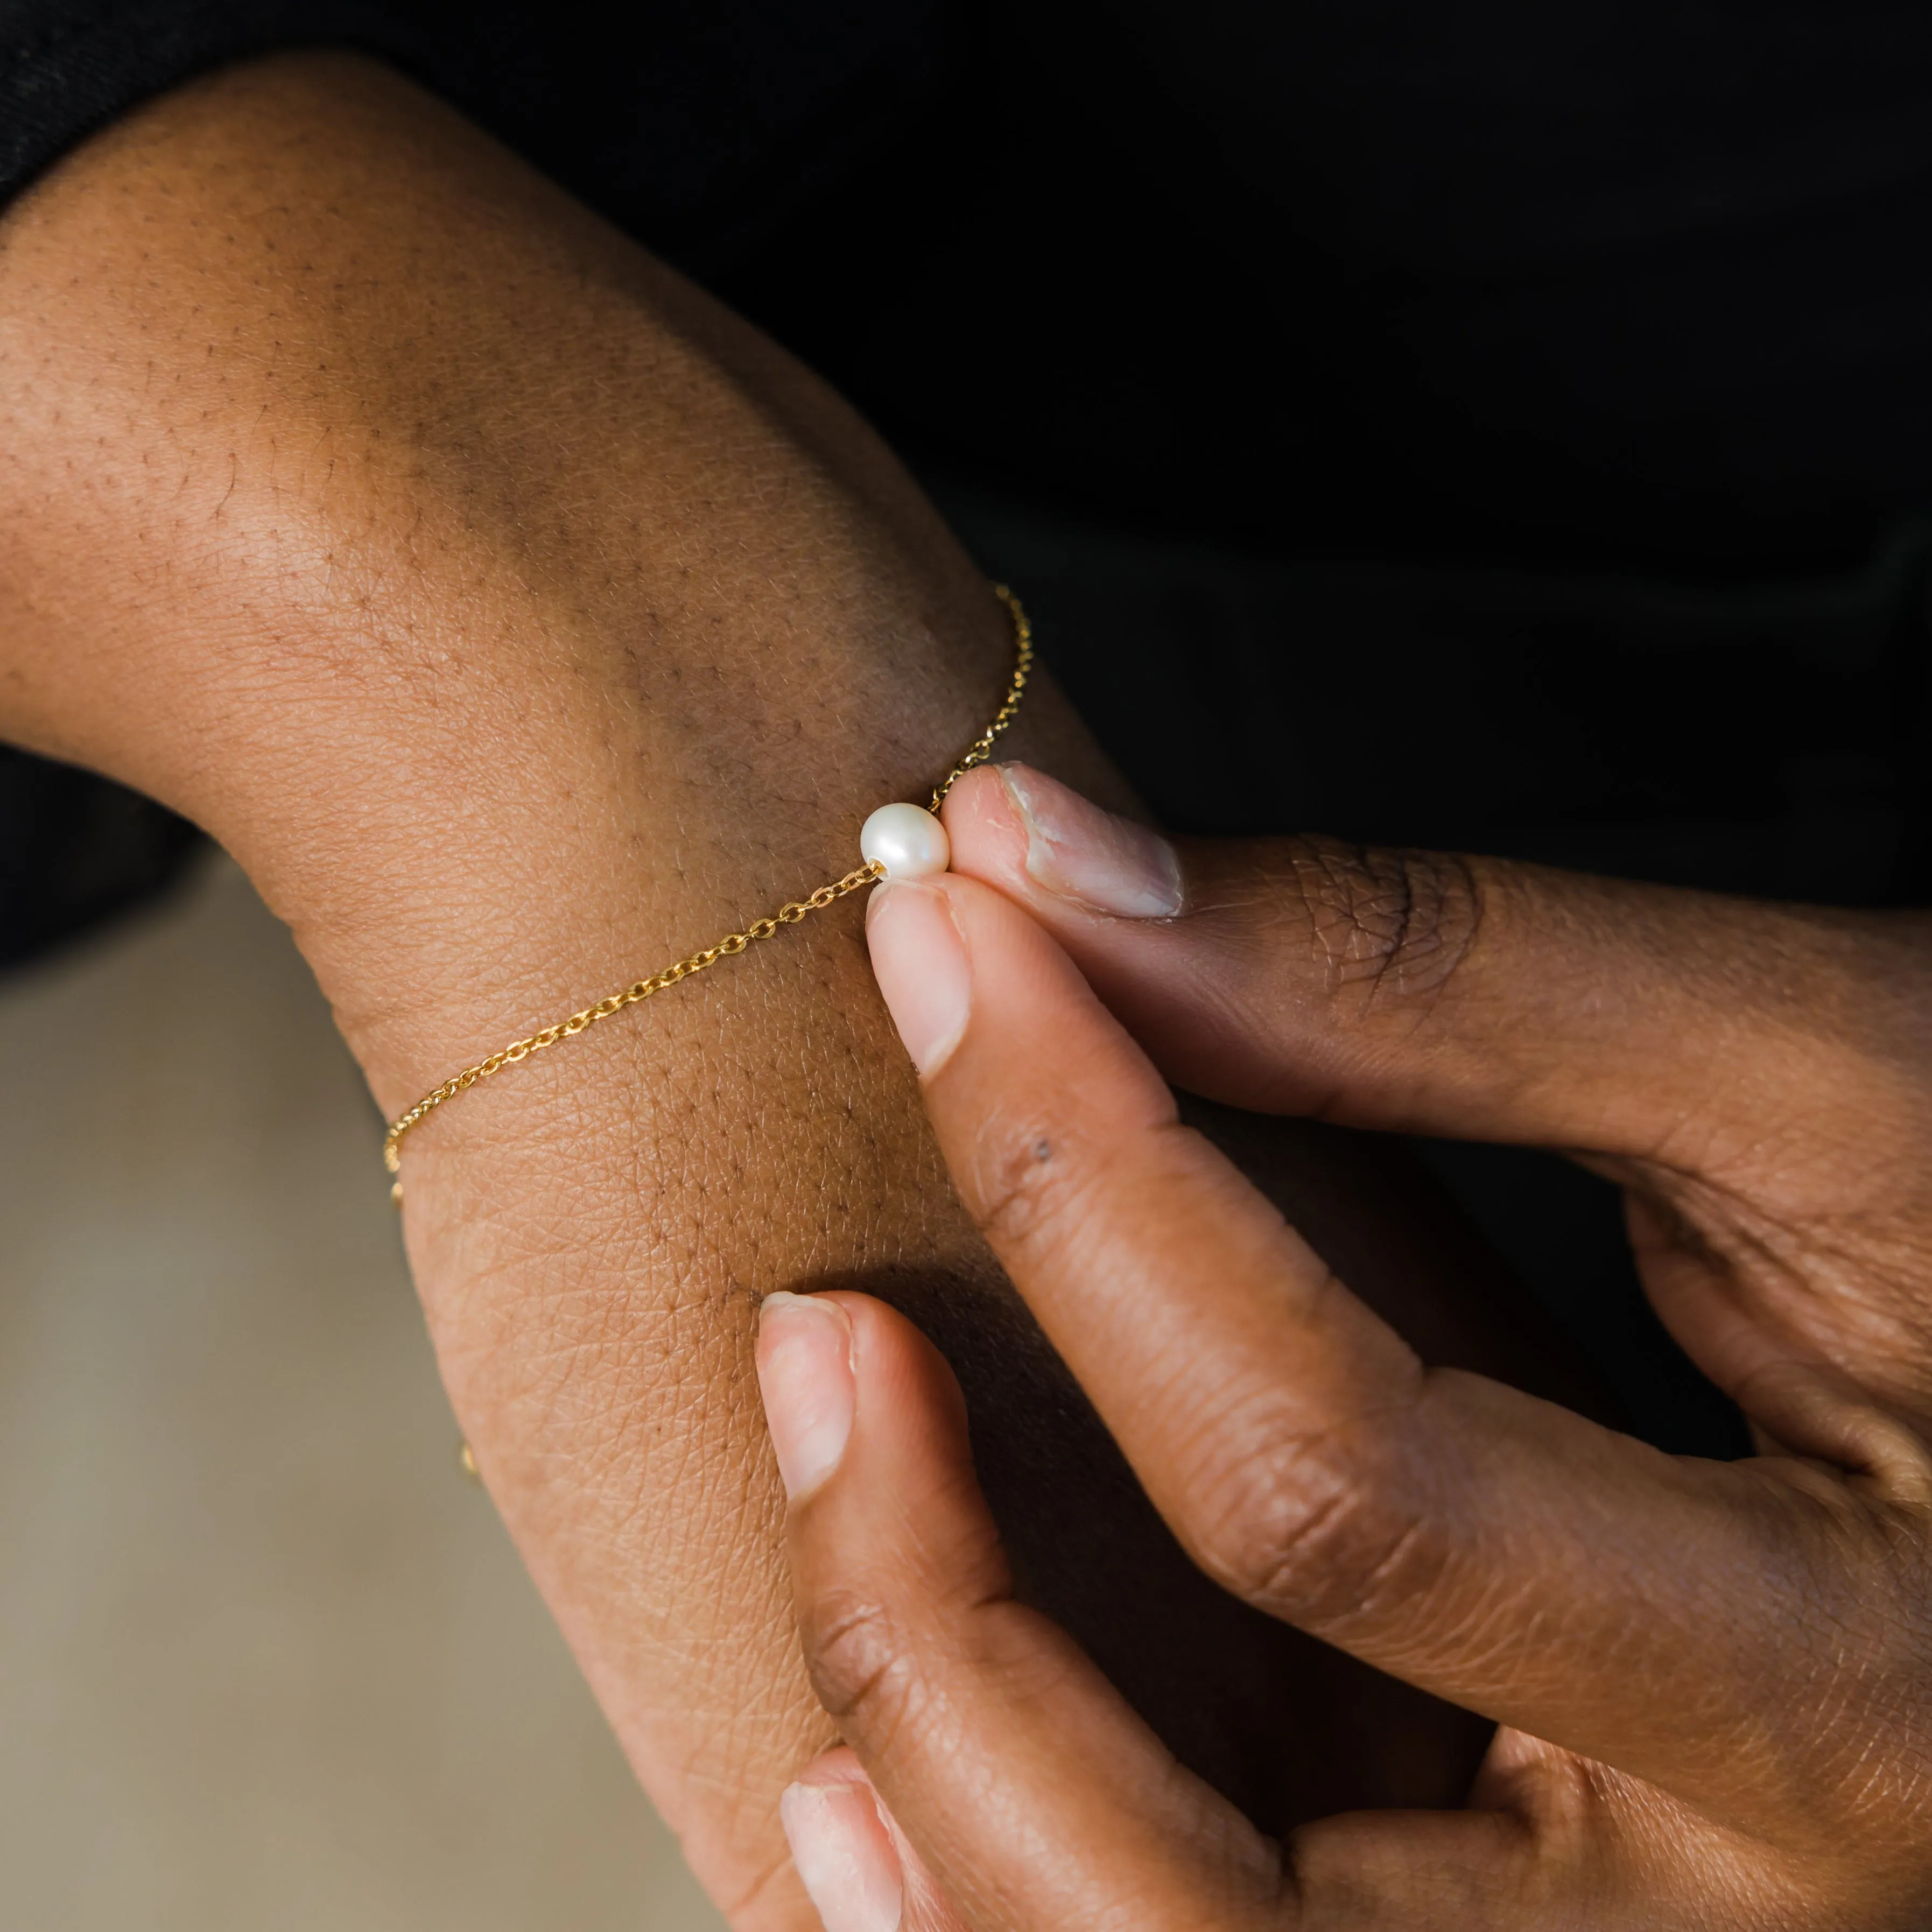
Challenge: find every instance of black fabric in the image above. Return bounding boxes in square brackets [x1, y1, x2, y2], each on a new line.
[928, 1, 1932, 574]
[0, 1, 953, 263]
[0, 747, 202, 968]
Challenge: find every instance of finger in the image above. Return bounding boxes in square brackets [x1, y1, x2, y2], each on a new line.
[781, 1747, 969, 1932]
[1296, 1728, 1813, 1932]
[755, 1289, 1293, 1932]
[939, 763, 1932, 1167]
[1627, 1188, 1932, 1487]
[862, 873, 1883, 1825]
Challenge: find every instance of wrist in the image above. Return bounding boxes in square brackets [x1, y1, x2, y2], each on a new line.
[226, 565, 1023, 1116]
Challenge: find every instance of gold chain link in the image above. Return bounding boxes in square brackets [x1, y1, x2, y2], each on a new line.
[383, 584, 1033, 1183]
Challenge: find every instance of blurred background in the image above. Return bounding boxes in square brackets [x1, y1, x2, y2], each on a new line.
[0, 840, 724, 1931]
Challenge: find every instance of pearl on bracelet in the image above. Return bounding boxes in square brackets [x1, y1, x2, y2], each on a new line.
[860, 802, 951, 880]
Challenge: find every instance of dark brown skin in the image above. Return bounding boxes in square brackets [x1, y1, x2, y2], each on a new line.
[0, 51, 1598, 1924]
[762, 764, 1932, 1929]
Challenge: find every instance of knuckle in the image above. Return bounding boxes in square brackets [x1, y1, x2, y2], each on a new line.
[800, 1587, 928, 1751]
[1180, 1400, 1431, 1627]
[1285, 838, 1483, 1011]
[963, 1105, 1099, 1257]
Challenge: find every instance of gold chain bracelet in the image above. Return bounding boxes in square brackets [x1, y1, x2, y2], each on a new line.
[383, 584, 1032, 1190]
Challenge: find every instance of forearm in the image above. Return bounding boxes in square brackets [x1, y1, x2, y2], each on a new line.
[0, 50, 1102, 1919]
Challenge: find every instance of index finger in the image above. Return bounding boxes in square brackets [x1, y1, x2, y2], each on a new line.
[862, 872, 1881, 1835]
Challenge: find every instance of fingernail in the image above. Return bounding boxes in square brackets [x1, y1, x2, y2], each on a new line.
[865, 881, 971, 1078]
[999, 765, 1183, 918]
[780, 1780, 904, 1932]
[757, 1293, 855, 1501]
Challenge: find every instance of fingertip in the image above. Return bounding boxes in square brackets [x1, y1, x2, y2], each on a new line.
[770, 1291, 974, 1526]
[757, 1291, 857, 1502]
[867, 867, 1110, 1093]
[865, 880, 971, 1078]
[947, 763, 1184, 921]
[846, 1289, 973, 1450]
[865, 865, 1183, 1221]
[938, 763, 1029, 889]
[782, 1751, 905, 1932]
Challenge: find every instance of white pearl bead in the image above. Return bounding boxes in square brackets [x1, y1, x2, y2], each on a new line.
[861, 802, 951, 881]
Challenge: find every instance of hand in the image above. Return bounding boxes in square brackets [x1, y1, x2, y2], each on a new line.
[755, 764, 1932, 1928]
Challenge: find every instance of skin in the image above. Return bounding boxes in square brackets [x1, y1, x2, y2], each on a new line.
[0, 48, 1597, 1924]
[763, 763, 1932, 1929]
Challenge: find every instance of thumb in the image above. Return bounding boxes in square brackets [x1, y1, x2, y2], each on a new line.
[781, 1748, 969, 1932]
[940, 764, 1923, 1164]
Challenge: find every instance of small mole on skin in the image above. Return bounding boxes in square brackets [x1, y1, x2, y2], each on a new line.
[1033, 1139, 1052, 1163]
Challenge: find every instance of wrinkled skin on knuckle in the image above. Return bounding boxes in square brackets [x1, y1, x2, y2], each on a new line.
[1281, 838, 1485, 1012]
[1175, 1394, 1431, 1630]
[799, 1585, 927, 1754]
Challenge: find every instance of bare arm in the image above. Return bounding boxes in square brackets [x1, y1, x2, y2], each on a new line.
[0, 51, 1499, 1923]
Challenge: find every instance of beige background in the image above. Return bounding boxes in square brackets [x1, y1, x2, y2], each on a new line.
[0, 854, 727, 1931]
